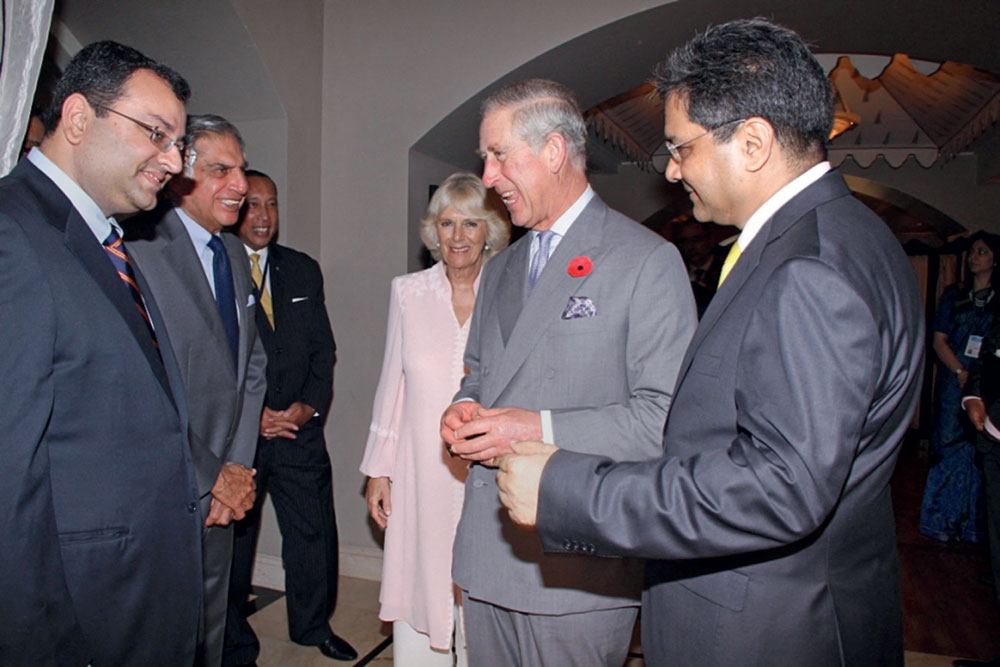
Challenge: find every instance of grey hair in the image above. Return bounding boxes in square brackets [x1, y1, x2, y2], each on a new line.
[481, 79, 587, 170]
[420, 172, 511, 262]
[183, 114, 245, 174]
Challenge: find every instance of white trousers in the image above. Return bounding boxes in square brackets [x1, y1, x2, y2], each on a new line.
[393, 604, 467, 667]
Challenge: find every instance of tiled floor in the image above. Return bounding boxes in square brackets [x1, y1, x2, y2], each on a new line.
[249, 576, 965, 666]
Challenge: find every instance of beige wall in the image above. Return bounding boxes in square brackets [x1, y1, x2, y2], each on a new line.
[320, 0, 670, 566]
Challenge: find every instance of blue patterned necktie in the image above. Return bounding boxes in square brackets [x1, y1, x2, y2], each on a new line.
[528, 230, 556, 292]
[103, 229, 158, 349]
[207, 235, 239, 366]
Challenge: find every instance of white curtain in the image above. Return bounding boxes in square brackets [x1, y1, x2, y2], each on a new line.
[0, 0, 54, 176]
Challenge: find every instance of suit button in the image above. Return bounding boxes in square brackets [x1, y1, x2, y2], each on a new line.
[187, 502, 198, 514]
[544, 368, 555, 379]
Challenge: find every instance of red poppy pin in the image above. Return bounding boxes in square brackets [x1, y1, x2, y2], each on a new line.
[567, 255, 593, 277]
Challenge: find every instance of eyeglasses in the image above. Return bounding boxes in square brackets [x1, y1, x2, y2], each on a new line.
[93, 104, 185, 154]
[662, 118, 746, 166]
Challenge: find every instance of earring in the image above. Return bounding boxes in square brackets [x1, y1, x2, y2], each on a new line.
[484, 243, 490, 250]
[435, 241, 440, 247]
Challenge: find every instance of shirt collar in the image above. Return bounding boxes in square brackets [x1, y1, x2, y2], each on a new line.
[175, 206, 217, 248]
[533, 184, 595, 240]
[243, 244, 269, 262]
[27, 147, 122, 241]
[736, 162, 830, 251]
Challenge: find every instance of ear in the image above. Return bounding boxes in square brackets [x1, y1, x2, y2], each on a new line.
[543, 131, 569, 173]
[60, 93, 93, 147]
[738, 117, 775, 173]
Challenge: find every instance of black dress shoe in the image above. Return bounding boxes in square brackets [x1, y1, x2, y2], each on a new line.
[954, 657, 1000, 667]
[318, 633, 357, 661]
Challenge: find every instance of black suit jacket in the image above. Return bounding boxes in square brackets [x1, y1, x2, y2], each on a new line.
[0, 160, 203, 665]
[539, 171, 924, 665]
[255, 242, 336, 414]
[964, 316, 1000, 450]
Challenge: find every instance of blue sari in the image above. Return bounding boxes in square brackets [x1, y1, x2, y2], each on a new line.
[920, 284, 995, 543]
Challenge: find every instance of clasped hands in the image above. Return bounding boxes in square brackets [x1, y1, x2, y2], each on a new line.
[440, 401, 558, 528]
[260, 401, 315, 440]
[205, 462, 256, 527]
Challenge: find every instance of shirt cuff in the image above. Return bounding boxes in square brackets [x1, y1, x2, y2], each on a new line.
[541, 410, 554, 444]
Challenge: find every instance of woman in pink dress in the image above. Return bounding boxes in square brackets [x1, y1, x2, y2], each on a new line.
[361, 172, 509, 665]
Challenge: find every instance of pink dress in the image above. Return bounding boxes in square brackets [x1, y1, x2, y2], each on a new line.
[360, 261, 476, 650]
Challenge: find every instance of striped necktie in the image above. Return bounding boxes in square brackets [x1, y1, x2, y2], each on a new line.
[103, 229, 158, 348]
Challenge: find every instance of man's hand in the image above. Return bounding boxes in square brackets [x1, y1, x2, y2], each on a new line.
[260, 402, 315, 440]
[204, 498, 236, 527]
[209, 462, 256, 522]
[440, 401, 482, 448]
[449, 406, 542, 464]
[967, 397, 988, 432]
[365, 476, 392, 529]
[496, 441, 558, 529]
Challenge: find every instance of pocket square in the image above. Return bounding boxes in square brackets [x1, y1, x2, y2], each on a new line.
[247, 294, 256, 307]
[562, 296, 596, 319]
[291, 296, 309, 303]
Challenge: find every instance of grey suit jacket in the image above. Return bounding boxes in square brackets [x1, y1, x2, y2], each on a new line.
[538, 171, 924, 665]
[0, 160, 203, 666]
[452, 194, 696, 614]
[127, 207, 267, 504]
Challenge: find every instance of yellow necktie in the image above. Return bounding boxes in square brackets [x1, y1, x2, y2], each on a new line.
[717, 242, 741, 287]
[250, 253, 274, 328]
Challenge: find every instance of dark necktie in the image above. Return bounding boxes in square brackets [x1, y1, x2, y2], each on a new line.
[208, 235, 239, 366]
[103, 229, 158, 348]
[528, 230, 556, 292]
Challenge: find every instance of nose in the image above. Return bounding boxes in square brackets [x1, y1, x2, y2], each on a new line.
[162, 144, 183, 175]
[232, 169, 249, 196]
[482, 157, 499, 188]
[664, 155, 681, 184]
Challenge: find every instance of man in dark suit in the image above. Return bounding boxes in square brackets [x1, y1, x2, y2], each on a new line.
[127, 115, 266, 667]
[440, 79, 696, 665]
[0, 41, 203, 665]
[223, 170, 355, 664]
[497, 19, 924, 666]
[959, 319, 1000, 667]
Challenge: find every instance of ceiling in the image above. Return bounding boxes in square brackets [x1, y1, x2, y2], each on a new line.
[586, 52, 1000, 174]
[413, 0, 1000, 187]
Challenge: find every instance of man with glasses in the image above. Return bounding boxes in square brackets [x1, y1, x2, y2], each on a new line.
[127, 114, 267, 667]
[0, 41, 203, 665]
[497, 19, 924, 665]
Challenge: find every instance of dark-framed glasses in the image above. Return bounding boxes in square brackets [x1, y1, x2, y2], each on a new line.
[93, 103, 185, 153]
[656, 118, 747, 170]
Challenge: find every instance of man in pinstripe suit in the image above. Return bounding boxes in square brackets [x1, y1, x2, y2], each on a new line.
[223, 170, 356, 664]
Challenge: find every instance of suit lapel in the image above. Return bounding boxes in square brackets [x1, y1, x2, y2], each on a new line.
[60, 201, 175, 401]
[488, 200, 607, 397]
[160, 213, 237, 375]
[266, 244, 284, 331]
[674, 171, 851, 385]
[223, 233, 253, 385]
[495, 237, 528, 345]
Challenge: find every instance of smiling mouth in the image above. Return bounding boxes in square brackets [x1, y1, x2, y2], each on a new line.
[143, 170, 168, 187]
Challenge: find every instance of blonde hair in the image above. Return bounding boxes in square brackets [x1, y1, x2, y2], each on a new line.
[420, 172, 510, 262]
